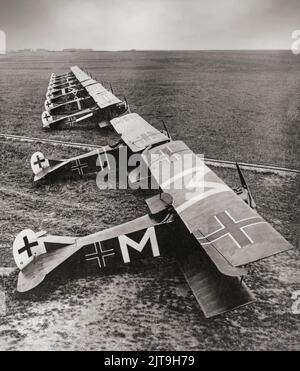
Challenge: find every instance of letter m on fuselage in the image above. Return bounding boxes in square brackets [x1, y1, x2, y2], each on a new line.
[119, 227, 160, 263]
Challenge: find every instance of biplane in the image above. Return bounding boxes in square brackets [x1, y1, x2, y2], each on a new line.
[32, 113, 170, 181]
[42, 66, 129, 129]
[14, 115, 293, 317]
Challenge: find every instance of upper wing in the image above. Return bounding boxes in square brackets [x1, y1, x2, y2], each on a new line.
[81, 79, 98, 88]
[111, 113, 170, 152]
[85, 83, 107, 97]
[93, 90, 122, 109]
[70, 66, 91, 83]
[142, 141, 293, 268]
[54, 67, 125, 112]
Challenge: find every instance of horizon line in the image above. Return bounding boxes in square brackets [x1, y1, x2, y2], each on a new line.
[3, 48, 293, 53]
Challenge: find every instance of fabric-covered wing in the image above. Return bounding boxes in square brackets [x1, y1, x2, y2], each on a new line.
[111, 113, 170, 152]
[86, 83, 107, 97]
[81, 79, 98, 88]
[70, 66, 91, 83]
[94, 90, 122, 109]
[178, 245, 255, 318]
[142, 141, 293, 268]
[70, 66, 122, 109]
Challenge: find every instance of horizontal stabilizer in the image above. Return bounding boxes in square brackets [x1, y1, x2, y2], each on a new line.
[15, 230, 80, 292]
[17, 242, 81, 293]
[18, 268, 46, 293]
[31, 152, 65, 181]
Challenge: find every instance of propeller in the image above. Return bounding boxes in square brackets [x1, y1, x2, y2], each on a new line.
[123, 96, 130, 112]
[110, 83, 115, 95]
[236, 163, 257, 210]
[162, 120, 171, 139]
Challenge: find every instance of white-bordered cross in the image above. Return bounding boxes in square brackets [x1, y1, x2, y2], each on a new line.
[43, 112, 51, 122]
[71, 159, 89, 175]
[197, 210, 267, 249]
[85, 242, 115, 269]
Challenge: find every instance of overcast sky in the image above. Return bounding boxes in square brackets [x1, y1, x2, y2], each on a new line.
[0, 0, 299, 50]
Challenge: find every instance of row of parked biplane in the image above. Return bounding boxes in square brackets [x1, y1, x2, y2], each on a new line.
[13, 66, 293, 318]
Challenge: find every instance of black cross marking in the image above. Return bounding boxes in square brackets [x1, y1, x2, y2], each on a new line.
[197, 211, 264, 249]
[43, 112, 51, 121]
[18, 236, 38, 258]
[85, 242, 115, 269]
[71, 159, 89, 175]
[34, 155, 46, 169]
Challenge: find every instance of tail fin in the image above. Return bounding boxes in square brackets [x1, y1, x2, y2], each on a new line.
[13, 230, 77, 293]
[44, 99, 54, 112]
[42, 111, 54, 128]
[31, 152, 65, 181]
[46, 92, 53, 100]
[13, 229, 47, 271]
[31, 152, 50, 176]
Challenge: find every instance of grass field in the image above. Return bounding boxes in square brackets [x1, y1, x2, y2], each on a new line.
[0, 51, 299, 351]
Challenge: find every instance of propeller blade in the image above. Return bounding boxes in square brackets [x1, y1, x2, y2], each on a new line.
[162, 120, 171, 139]
[236, 162, 248, 188]
[236, 163, 257, 210]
